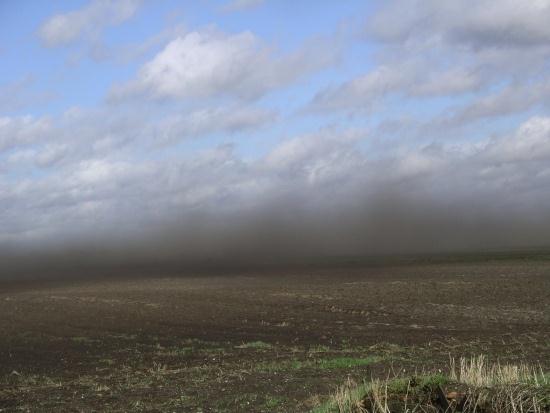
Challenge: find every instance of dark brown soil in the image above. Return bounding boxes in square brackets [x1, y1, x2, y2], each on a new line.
[0, 257, 549, 412]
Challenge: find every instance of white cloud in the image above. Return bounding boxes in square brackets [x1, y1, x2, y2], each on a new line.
[110, 28, 337, 101]
[484, 116, 550, 163]
[265, 128, 365, 185]
[0, 101, 276, 180]
[73, 159, 133, 185]
[39, 0, 141, 47]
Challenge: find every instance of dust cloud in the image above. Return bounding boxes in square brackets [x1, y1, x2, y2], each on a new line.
[2, 188, 549, 281]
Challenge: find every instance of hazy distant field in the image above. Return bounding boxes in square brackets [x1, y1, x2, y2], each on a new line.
[1, 256, 549, 412]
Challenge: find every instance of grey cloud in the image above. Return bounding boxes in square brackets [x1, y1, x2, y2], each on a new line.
[0, 116, 52, 153]
[409, 68, 482, 97]
[38, 0, 142, 48]
[66, 23, 189, 65]
[7, 144, 69, 169]
[407, 81, 550, 139]
[310, 64, 484, 112]
[113, 24, 188, 64]
[368, 0, 550, 50]
[452, 82, 550, 124]
[152, 105, 277, 145]
[310, 65, 412, 112]
[309, 0, 550, 120]
[0, 76, 56, 113]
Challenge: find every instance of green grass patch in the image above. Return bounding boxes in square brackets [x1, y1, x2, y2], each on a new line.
[315, 357, 379, 370]
[264, 395, 286, 408]
[384, 373, 449, 394]
[258, 356, 379, 372]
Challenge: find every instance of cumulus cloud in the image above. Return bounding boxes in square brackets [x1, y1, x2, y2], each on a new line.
[109, 28, 337, 101]
[38, 0, 141, 47]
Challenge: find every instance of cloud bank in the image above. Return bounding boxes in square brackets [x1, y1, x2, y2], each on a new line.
[2, 116, 550, 279]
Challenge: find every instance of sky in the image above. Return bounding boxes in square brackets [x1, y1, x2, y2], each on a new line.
[2, 0, 550, 272]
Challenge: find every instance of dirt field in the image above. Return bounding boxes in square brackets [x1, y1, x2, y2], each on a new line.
[1, 255, 549, 412]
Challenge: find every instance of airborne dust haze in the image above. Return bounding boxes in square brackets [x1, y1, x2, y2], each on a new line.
[2, 184, 550, 280]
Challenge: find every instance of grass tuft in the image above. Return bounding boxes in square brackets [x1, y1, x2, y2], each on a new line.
[449, 354, 548, 387]
[315, 355, 549, 413]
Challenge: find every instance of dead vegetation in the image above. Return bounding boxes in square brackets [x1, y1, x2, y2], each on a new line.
[317, 356, 549, 413]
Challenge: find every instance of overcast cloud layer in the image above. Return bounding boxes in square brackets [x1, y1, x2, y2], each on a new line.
[2, 0, 550, 277]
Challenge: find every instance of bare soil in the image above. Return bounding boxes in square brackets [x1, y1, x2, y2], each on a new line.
[0, 256, 549, 412]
